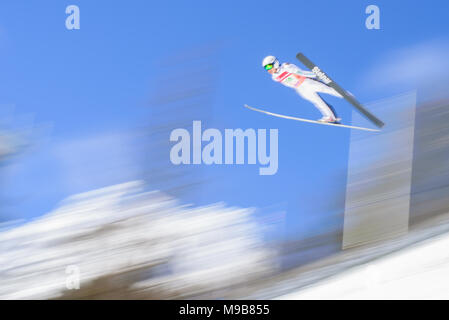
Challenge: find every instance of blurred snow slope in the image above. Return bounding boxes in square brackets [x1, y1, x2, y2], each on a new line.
[0, 181, 275, 299]
[277, 216, 449, 299]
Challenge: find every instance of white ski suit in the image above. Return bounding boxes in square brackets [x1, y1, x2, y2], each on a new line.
[271, 63, 342, 119]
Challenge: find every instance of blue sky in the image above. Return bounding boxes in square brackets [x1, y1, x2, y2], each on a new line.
[0, 1, 448, 240]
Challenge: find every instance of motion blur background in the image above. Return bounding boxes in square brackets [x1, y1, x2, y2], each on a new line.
[1, 1, 449, 299]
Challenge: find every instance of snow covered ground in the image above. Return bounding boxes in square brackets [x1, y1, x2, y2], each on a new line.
[3, 179, 449, 300]
[277, 221, 449, 299]
[0, 181, 275, 299]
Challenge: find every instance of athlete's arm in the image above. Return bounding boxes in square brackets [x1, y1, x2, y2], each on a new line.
[283, 63, 317, 78]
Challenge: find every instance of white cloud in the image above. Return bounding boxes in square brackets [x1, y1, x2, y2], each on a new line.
[363, 39, 449, 90]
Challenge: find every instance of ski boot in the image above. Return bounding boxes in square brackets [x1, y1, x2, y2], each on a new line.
[318, 116, 341, 124]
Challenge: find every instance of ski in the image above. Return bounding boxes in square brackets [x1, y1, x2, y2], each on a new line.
[244, 104, 380, 132]
[296, 52, 385, 128]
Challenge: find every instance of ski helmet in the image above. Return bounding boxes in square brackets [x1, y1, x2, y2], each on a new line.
[262, 55, 280, 71]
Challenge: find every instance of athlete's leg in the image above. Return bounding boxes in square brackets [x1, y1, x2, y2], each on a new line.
[308, 80, 343, 98]
[296, 88, 337, 119]
[318, 94, 339, 119]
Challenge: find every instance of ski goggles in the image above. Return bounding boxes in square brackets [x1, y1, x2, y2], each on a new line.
[264, 64, 274, 70]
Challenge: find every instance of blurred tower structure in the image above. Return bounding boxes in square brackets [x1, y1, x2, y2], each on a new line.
[409, 99, 449, 227]
[142, 45, 219, 202]
[342, 93, 417, 249]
